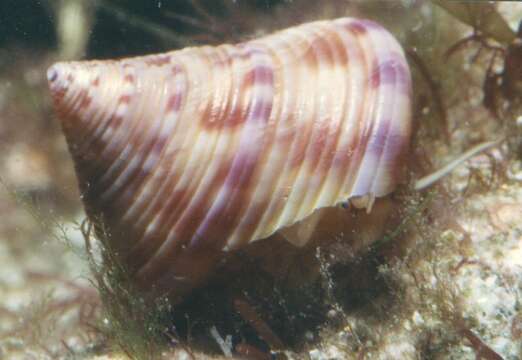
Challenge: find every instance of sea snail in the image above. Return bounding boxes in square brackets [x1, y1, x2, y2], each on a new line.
[47, 18, 412, 301]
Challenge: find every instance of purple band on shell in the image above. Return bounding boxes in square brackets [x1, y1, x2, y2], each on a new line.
[370, 53, 411, 95]
[341, 18, 384, 35]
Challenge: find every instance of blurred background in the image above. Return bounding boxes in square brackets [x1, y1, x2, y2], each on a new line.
[0, 1, 521, 359]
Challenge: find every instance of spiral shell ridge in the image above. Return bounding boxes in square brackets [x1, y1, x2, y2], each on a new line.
[48, 18, 412, 292]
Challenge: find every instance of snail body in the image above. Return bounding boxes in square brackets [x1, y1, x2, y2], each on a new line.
[48, 18, 412, 300]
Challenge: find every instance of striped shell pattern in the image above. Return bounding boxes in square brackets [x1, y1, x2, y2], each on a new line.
[48, 18, 412, 296]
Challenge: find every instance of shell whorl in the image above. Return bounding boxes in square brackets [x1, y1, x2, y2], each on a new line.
[48, 18, 412, 296]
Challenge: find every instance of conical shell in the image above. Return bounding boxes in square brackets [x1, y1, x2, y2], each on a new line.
[48, 18, 412, 298]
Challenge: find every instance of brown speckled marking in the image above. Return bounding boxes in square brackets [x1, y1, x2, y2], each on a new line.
[305, 32, 336, 172]
[150, 135, 169, 158]
[145, 55, 171, 67]
[327, 28, 349, 67]
[348, 18, 383, 35]
[171, 64, 183, 75]
[111, 114, 124, 128]
[309, 33, 334, 67]
[344, 21, 367, 36]
[241, 64, 274, 89]
[288, 35, 319, 169]
[124, 73, 135, 84]
[118, 94, 132, 105]
[200, 69, 248, 130]
[79, 95, 92, 109]
[316, 32, 349, 176]
[166, 92, 184, 113]
[302, 36, 321, 67]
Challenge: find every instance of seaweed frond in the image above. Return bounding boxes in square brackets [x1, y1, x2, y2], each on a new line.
[81, 218, 181, 360]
